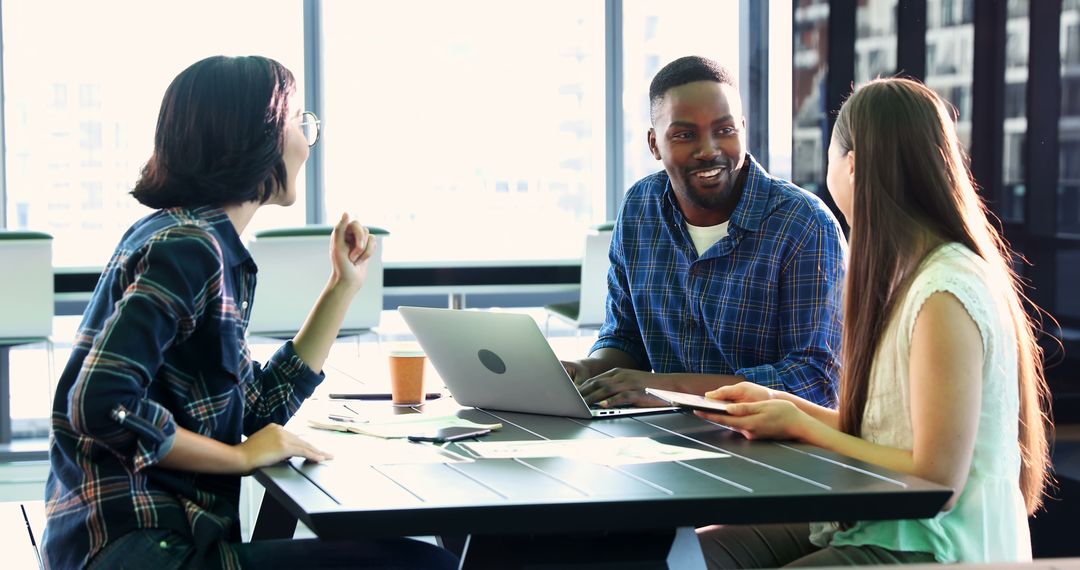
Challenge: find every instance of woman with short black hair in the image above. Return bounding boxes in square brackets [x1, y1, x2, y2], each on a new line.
[42, 55, 457, 569]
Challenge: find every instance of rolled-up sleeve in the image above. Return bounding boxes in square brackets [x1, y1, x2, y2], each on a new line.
[67, 228, 222, 471]
[242, 340, 324, 435]
[735, 211, 845, 406]
[591, 216, 651, 370]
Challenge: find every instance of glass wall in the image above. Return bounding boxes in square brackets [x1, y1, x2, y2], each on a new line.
[1002, 0, 1029, 222]
[855, 0, 897, 84]
[1059, 1, 1080, 321]
[0, 1, 781, 440]
[321, 0, 605, 263]
[1061, 0, 1080, 235]
[792, 0, 829, 196]
[620, 0, 741, 191]
[770, 0, 795, 181]
[925, 0, 974, 149]
[2, 1, 305, 267]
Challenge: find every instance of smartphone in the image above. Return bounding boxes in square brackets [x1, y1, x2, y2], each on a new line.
[645, 387, 733, 414]
[407, 426, 492, 443]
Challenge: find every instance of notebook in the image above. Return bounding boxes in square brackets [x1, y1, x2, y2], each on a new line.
[398, 306, 678, 420]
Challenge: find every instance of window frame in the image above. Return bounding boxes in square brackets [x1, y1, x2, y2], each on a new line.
[0, 0, 773, 447]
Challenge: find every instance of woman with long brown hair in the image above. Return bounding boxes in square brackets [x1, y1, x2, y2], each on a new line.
[694, 77, 1052, 566]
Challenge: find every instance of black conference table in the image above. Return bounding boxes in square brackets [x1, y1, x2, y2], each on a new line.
[253, 402, 951, 569]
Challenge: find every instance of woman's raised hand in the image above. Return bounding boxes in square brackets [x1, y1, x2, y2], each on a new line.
[330, 212, 376, 292]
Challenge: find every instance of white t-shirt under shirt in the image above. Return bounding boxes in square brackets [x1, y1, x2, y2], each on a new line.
[810, 243, 1030, 563]
[686, 220, 730, 256]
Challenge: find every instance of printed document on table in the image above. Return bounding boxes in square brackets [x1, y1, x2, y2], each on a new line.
[308, 414, 501, 439]
[459, 437, 728, 465]
[305, 430, 473, 464]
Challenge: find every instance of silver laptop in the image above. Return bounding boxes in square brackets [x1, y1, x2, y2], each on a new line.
[398, 306, 678, 419]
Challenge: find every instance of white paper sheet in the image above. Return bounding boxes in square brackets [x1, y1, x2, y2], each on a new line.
[308, 414, 501, 439]
[304, 430, 474, 464]
[458, 437, 728, 465]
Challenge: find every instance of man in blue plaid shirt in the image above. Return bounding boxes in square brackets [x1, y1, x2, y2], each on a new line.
[565, 56, 846, 409]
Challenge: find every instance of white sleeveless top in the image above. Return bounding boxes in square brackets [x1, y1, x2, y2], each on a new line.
[809, 243, 1031, 563]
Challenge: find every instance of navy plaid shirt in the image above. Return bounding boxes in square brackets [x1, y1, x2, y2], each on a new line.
[42, 206, 323, 569]
[593, 155, 846, 406]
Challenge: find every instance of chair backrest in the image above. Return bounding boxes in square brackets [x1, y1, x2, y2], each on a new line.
[0, 232, 53, 339]
[575, 223, 614, 327]
[247, 226, 387, 336]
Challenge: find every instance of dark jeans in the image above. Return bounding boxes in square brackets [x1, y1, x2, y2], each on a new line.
[696, 523, 937, 569]
[87, 528, 458, 570]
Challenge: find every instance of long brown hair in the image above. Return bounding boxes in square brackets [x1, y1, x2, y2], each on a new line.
[832, 78, 1051, 514]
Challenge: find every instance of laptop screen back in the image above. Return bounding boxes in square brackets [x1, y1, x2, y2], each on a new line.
[398, 307, 596, 418]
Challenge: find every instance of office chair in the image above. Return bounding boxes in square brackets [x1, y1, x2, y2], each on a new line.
[544, 222, 614, 335]
[0, 231, 54, 443]
[246, 226, 388, 339]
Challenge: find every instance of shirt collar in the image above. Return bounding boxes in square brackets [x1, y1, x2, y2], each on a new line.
[662, 153, 772, 233]
[728, 154, 772, 232]
[188, 205, 254, 270]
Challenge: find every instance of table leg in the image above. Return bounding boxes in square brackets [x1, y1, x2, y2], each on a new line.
[436, 533, 468, 558]
[458, 526, 705, 569]
[250, 490, 299, 541]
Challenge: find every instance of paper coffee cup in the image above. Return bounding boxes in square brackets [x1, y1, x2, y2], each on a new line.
[388, 348, 426, 405]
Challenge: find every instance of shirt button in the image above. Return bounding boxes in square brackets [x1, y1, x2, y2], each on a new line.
[159, 540, 169, 549]
[241, 301, 249, 310]
[116, 410, 127, 421]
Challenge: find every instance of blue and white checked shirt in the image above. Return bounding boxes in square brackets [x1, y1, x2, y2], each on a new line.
[593, 155, 846, 406]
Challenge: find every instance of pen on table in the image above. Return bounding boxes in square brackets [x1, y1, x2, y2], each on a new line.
[22, 504, 43, 569]
[329, 392, 443, 401]
[327, 413, 365, 423]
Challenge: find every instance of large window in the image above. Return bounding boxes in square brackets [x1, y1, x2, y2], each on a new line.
[321, 0, 606, 263]
[1061, 0, 1080, 235]
[925, 0, 974, 148]
[1002, 0, 1029, 222]
[855, 0, 898, 84]
[770, 1, 795, 180]
[0, 1, 764, 442]
[792, 0, 830, 196]
[1057, 0, 1080, 321]
[2, 1, 304, 436]
[2, 1, 305, 268]
[620, 0, 741, 191]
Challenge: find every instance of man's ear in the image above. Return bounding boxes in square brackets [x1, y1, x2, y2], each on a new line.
[648, 128, 661, 160]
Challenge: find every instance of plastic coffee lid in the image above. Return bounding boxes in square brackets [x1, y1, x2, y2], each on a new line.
[389, 349, 426, 357]
[388, 343, 426, 357]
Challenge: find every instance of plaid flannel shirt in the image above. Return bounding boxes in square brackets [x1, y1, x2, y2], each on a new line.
[42, 206, 323, 569]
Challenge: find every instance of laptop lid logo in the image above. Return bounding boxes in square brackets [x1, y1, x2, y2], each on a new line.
[478, 349, 507, 374]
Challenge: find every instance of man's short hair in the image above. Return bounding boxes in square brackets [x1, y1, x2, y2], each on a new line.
[649, 56, 739, 124]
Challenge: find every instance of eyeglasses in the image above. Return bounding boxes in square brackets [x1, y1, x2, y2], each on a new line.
[300, 111, 321, 147]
